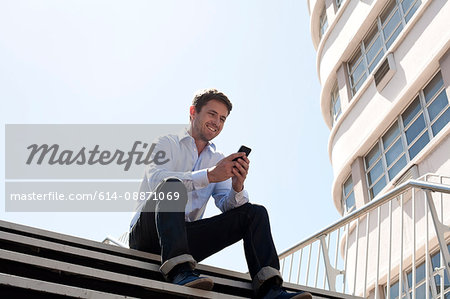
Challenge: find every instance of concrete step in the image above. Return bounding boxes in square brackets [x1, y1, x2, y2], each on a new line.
[0, 220, 357, 298]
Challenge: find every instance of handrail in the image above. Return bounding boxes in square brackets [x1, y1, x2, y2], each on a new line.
[279, 179, 450, 259]
[102, 236, 128, 248]
[278, 177, 450, 298]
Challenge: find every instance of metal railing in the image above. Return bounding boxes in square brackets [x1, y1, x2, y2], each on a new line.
[279, 178, 450, 298]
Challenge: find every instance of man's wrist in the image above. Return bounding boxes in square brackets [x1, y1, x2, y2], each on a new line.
[207, 167, 216, 183]
[232, 184, 243, 193]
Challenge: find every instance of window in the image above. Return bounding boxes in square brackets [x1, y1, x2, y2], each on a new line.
[431, 244, 450, 298]
[348, 0, 421, 96]
[380, 0, 403, 49]
[342, 175, 355, 213]
[385, 261, 430, 299]
[402, 72, 450, 159]
[364, 26, 384, 73]
[385, 244, 450, 299]
[319, 8, 328, 39]
[402, 96, 429, 159]
[406, 261, 429, 299]
[401, 0, 421, 22]
[331, 83, 342, 125]
[363, 119, 408, 199]
[348, 50, 368, 96]
[365, 71, 449, 199]
[365, 142, 387, 200]
[383, 121, 407, 181]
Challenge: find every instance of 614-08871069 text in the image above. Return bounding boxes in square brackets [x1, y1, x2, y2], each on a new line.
[8, 191, 180, 201]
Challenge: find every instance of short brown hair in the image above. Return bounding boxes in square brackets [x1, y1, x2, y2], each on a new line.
[192, 88, 232, 114]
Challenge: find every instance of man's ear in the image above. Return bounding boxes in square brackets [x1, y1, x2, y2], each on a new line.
[189, 106, 196, 119]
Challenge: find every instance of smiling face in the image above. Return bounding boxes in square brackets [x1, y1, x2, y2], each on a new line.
[190, 99, 229, 143]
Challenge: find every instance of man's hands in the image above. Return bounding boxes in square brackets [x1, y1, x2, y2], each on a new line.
[231, 154, 249, 192]
[207, 152, 250, 192]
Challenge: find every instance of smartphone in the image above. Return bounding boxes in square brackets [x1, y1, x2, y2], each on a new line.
[232, 145, 251, 161]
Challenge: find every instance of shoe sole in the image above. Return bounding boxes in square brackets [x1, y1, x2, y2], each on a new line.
[183, 277, 214, 291]
[292, 292, 313, 299]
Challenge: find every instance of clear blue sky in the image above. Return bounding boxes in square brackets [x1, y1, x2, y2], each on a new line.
[0, 0, 340, 273]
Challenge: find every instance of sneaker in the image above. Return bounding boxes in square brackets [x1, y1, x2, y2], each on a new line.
[172, 270, 214, 291]
[262, 286, 312, 299]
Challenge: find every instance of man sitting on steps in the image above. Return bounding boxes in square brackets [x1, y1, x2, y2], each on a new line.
[129, 88, 312, 299]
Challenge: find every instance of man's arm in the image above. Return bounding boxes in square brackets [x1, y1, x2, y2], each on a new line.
[212, 179, 249, 213]
[211, 155, 250, 212]
[144, 136, 208, 193]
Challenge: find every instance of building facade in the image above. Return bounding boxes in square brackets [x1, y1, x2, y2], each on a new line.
[307, 0, 450, 296]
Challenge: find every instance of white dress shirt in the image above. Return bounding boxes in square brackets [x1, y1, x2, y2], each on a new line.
[130, 128, 249, 229]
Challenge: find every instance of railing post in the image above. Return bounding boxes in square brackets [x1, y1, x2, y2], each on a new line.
[399, 195, 404, 299]
[319, 234, 342, 292]
[425, 192, 430, 299]
[353, 218, 360, 296]
[387, 201, 393, 299]
[412, 188, 416, 299]
[425, 190, 450, 285]
[343, 223, 349, 294]
[296, 248, 303, 284]
[375, 207, 381, 299]
[288, 253, 294, 283]
[305, 244, 312, 286]
[314, 241, 321, 288]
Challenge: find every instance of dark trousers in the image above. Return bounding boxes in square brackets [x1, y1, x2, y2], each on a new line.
[128, 178, 280, 285]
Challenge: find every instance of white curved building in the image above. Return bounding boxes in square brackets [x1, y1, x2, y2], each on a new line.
[306, 0, 450, 296]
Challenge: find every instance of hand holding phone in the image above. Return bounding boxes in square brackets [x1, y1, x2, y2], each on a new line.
[231, 145, 251, 192]
[232, 145, 251, 161]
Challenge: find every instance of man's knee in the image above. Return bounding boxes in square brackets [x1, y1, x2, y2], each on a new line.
[242, 203, 269, 222]
[155, 177, 188, 212]
[156, 178, 186, 197]
[164, 177, 182, 183]
[251, 204, 269, 218]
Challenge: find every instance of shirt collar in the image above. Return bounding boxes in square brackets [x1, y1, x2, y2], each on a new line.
[177, 127, 216, 152]
[176, 127, 192, 142]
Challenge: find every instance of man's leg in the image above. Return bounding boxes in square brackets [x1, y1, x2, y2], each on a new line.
[129, 180, 310, 297]
[129, 180, 279, 291]
[185, 203, 311, 298]
[183, 203, 284, 296]
[185, 203, 280, 283]
[153, 178, 195, 275]
[129, 177, 190, 264]
[129, 178, 212, 290]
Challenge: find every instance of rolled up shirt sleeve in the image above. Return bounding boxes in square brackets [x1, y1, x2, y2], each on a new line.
[213, 179, 249, 213]
[192, 169, 210, 190]
[233, 188, 249, 206]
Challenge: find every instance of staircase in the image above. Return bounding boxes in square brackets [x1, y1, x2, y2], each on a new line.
[0, 220, 357, 298]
